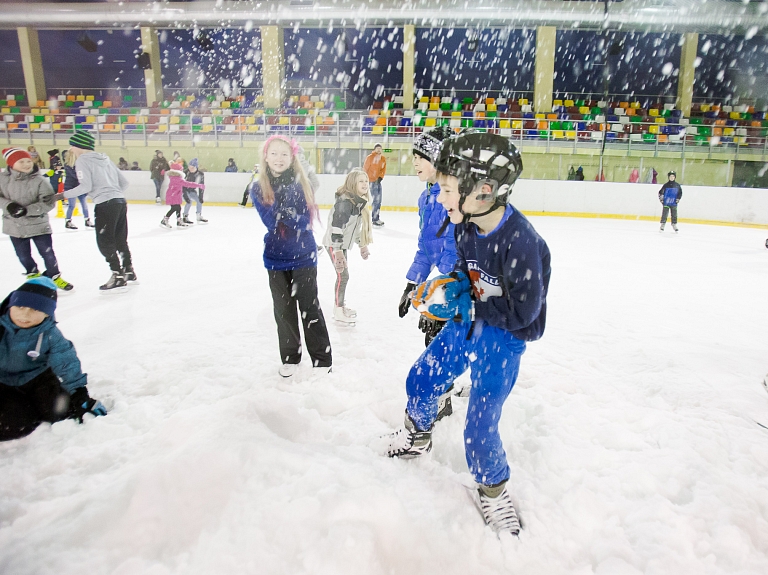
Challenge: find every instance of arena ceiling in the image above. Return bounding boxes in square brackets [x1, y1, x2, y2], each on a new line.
[0, 0, 765, 34]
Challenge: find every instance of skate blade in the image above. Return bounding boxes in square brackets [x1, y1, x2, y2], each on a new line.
[462, 485, 523, 538]
[99, 286, 129, 295]
[334, 320, 356, 327]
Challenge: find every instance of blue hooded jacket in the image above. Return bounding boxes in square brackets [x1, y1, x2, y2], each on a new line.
[406, 182, 457, 283]
[0, 299, 87, 393]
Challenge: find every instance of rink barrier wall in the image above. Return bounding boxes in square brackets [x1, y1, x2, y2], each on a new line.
[120, 172, 768, 227]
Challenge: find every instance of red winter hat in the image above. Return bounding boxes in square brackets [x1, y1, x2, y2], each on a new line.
[2, 147, 31, 169]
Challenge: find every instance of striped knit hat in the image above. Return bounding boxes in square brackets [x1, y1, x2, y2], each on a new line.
[2, 147, 31, 169]
[69, 130, 95, 151]
[9, 277, 58, 317]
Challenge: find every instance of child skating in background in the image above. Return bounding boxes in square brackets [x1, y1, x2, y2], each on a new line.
[250, 135, 332, 378]
[240, 163, 259, 207]
[658, 170, 682, 232]
[54, 150, 93, 230]
[0, 277, 107, 441]
[398, 126, 457, 346]
[0, 147, 74, 291]
[182, 158, 207, 225]
[386, 132, 551, 536]
[322, 169, 373, 325]
[161, 161, 204, 229]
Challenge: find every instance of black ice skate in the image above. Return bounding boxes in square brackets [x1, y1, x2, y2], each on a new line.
[182, 216, 194, 225]
[84, 218, 95, 228]
[100, 272, 127, 291]
[65, 219, 78, 230]
[123, 266, 138, 283]
[387, 412, 432, 458]
[435, 386, 454, 422]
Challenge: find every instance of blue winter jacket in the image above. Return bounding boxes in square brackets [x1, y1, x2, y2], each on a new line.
[406, 182, 457, 283]
[454, 205, 551, 342]
[0, 306, 87, 394]
[250, 176, 317, 271]
[659, 181, 682, 207]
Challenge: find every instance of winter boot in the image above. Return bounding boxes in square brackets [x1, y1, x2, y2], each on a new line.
[160, 217, 172, 229]
[99, 272, 127, 291]
[197, 214, 208, 223]
[435, 386, 454, 422]
[123, 266, 138, 283]
[333, 306, 356, 325]
[672, 223, 678, 233]
[387, 412, 432, 458]
[84, 218, 95, 228]
[65, 219, 78, 230]
[477, 482, 522, 536]
[182, 215, 194, 225]
[51, 273, 74, 292]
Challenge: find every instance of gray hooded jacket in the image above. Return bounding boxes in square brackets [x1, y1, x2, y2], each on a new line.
[64, 152, 128, 204]
[0, 168, 56, 238]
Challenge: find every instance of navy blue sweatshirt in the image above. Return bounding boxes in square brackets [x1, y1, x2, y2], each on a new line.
[454, 205, 551, 341]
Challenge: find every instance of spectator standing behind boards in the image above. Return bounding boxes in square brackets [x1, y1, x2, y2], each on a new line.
[566, 166, 576, 180]
[574, 166, 585, 181]
[118, 157, 129, 171]
[363, 143, 387, 227]
[149, 150, 170, 204]
[658, 170, 682, 233]
[225, 158, 239, 173]
[645, 167, 658, 184]
[130, 161, 141, 171]
[629, 168, 640, 183]
[595, 169, 606, 182]
[172, 151, 187, 171]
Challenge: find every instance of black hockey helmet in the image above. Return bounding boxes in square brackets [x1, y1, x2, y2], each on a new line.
[435, 132, 522, 218]
[668, 170, 677, 177]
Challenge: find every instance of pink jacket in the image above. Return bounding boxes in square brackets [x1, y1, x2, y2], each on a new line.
[164, 164, 204, 205]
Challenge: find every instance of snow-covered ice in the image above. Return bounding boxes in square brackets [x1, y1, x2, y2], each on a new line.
[1, 204, 767, 575]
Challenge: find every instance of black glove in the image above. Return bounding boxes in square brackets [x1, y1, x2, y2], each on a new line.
[377, 178, 383, 184]
[69, 387, 108, 423]
[418, 315, 446, 340]
[399, 282, 416, 317]
[6, 201, 27, 218]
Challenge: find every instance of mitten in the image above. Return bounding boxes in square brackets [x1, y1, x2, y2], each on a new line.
[6, 201, 27, 218]
[333, 250, 347, 272]
[412, 272, 474, 324]
[69, 387, 108, 423]
[360, 245, 370, 260]
[399, 282, 416, 317]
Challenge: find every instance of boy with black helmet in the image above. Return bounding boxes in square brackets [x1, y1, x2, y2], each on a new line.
[385, 132, 551, 536]
[659, 170, 682, 232]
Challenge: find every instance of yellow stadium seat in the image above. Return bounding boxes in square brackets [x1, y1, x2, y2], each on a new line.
[512, 120, 523, 129]
[425, 117, 437, 127]
[648, 124, 659, 134]
[372, 125, 384, 135]
[648, 109, 659, 117]
[564, 100, 574, 107]
[553, 100, 563, 107]
[535, 113, 545, 119]
[655, 117, 666, 124]
[579, 106, 590, 114]
[566, 130, 577, 140]
[552, 130, 565, 139]
[499, 120, 510, 129]
[519, 98, 528, 105]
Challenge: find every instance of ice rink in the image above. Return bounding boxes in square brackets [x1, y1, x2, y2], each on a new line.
[1, 203, 767, 575]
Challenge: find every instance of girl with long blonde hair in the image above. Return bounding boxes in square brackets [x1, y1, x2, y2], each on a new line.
[249, 136, 332, 378]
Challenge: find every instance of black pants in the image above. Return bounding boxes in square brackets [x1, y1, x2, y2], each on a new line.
[10, 234, 60, 277]
[268, 266, 332, 368]
[94, 198, 132, 273]
[660, 206, 678, 225]
[0, 369, 71, 441]
[240, 189, 250, 207]
[165, 204, 182, 219]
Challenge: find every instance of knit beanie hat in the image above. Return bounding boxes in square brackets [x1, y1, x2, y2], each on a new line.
[413, 126, 452, 165]
[169, 161, 183, 171]
[188, 158, 198, 168]
[69, 130, 95, 151]
[8, 277, 58, 317]
[2, 147, 32, 169]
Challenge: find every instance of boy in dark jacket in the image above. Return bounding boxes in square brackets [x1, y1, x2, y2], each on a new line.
[386, 133, 551, 536]
[0, 277, 107, 441]
[658, 170, 682, 232]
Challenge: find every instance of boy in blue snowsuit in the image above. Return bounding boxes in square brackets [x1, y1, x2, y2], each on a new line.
[386, 133, 551, 535]
[0, 277, 107, 440]
[658, 170, 682, 232]
[398, 126, 457, 347]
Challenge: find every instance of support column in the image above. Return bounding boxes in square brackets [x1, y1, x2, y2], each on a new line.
[402, 24, 415, 110]
[140, 27, 163, 106]
[261, 26, 285, 110]
[534, 26, 556, 114]
[676, 32, 698, 117]
[17, 27, 46, 106]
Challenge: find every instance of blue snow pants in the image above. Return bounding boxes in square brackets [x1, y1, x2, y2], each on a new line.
[406, 320, 526, 487]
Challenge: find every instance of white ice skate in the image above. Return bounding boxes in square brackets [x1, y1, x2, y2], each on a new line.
[467, 482, 522, 536]
[386, 412, 432, 458]
[279, 363, 298, 378]
[333, 306, 356, 326]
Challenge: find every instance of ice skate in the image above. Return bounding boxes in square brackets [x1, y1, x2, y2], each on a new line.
[672, 223, 678, 233]
[123, 266, 138, 284]
[386, 412, 432, 458]
[372, 219, 385, 228]
[177, 217, 190, 228]
[197, 214, 208, 224]
[99, 272, 127, 292]
[65, 219, 78, 230]
[182, 216, 194, 225]
[160, 217, 172, 229]
[435, 386, 454, 422]
[659, 223, 665, 232]
[473, 482, 522, 536]
[84, 218, 95, 228]
[342, 306, 356, 317]
[279, 363, 298, 378]
[312, 365, 332, 377]
[155, 197, 161, 204]
[25, 269, 41, 279]
[51, 273, 74, 292]
[333, 305, 356, 326]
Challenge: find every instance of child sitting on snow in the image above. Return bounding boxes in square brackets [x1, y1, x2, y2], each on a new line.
[0, 277, 107, 441]
[385, 132, 551, 536]
[322, 168, 373, 324]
